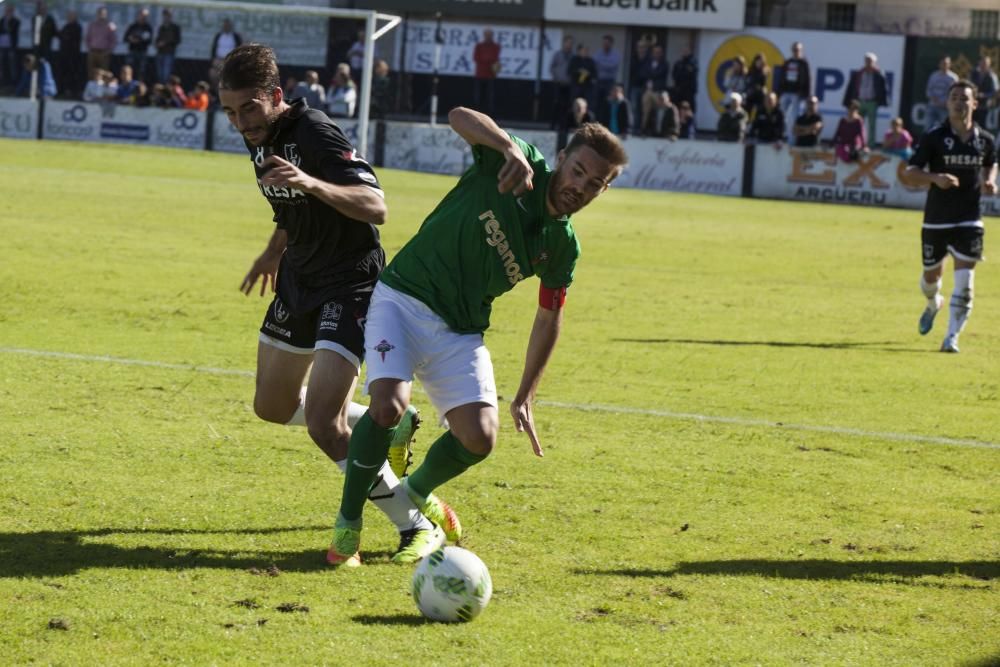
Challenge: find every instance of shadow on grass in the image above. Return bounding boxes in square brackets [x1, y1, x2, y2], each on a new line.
[575, 559, 999, 582]
[612, 337, 928, 353]
[0, 527, 398, 577]
[959, 656, 1000, 667]
[352, 614, 429, 626]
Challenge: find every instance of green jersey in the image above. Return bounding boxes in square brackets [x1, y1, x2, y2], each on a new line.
[381, 134, 580, 334]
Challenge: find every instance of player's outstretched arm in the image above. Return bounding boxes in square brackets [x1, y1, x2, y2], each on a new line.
[448, 106, 534, 195]
[510, 304, 563, 458]
[260, 155, 387, 225]
[241, 227, 286, 296]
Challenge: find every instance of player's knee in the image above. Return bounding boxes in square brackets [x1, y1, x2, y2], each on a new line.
[253, 394, 297, 425]
[367, 397, 407, 429]
[306, 419, 350, 459]
[452, 417, 498, 457]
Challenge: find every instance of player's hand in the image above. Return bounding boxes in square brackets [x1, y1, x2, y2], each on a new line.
[240, 252, 281, 297]
[983, 180, 998, 196]
[260, 155, 316, 193]
[497, 146, 534, 196]
[510, 396, 544, 458]
[932, 173, 960, 189]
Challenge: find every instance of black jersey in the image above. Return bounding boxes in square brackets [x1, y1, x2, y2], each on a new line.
[908, 122, 996, 227]
[246, 99, 385, 315]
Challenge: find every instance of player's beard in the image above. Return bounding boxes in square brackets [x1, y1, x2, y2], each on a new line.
[547, 167, 586, 217]
[244, 108, 281, 147]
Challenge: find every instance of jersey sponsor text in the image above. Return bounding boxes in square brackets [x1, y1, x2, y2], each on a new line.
[478, 209, 524, 285]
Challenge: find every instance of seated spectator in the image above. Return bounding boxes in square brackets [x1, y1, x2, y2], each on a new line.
[833, 99, 868, 162]
[83, 68, 117, 102]
[562, 96, 595, 132]
[748, 92, 785, 146]
[599, 83, 632, 138]
[292, 69, 326, 109]
[115, 64, 141, 104]
[677, 100, 696, 139]
[793, 96, 823, 147]
[717, 91, 747, 142]
[882, 116, 914, 159]
[167, 74, 187, 107]
[184, 80, 210, 110]
[327, 63, 356, 118]
[15, 54, 57, 98]
[151, 82, 173, 108]
[642, 90, 678, 139]
[371, 58, 393, 119]
[133, 80, 151, 107]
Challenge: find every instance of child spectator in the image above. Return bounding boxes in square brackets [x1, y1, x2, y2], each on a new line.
[833, 100, 868, 162]
[184, 80, 210, 110]
[882, 117, 914, 159]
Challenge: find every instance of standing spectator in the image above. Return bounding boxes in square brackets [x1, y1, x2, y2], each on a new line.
[568, 43, 596, 110]
[723, 55, 748, 103]
[123, 8, 153, 82]
[472, 28, 500, 115]
[114, 63, 139, 103]
[905, 80, 997, 353]
[749, 92, 785, 145]
[627, 39, 650, 129]
[833, 100, 868, 162]
[642, 90, 678, 140]
[970, 56, 998, 129]
[882, 117, 914, 159]
[35, 2, 58, 60]
[371, 58, 393, 119]
[210, 18, 242, 69]
[717, 91, 747, 142]
[85, 6, 117, 80]
[842, 52, 888, 147]
[327, 62, 356, 118]
[677, 100, 696, 139]
[347, 29, 364, 86]
[549, 35, 574, 129]
[592, 34, 621, 116]
[776, 41, 810, 140]
[793, 95, 823, 148]
[282, 75, 298, 99]
[599, 83, 632, 139]
[745, 53, 771, 115]
[56, 10, 83, 98]
[0, 3, 21, 88]
[924, 56, 958, 132]
[636, 45, 668, 130]
[292, 69, 326, 109]
[154, 8, 181, 84]
[670, 46, 697, 110]
[15, 53, 57, 97]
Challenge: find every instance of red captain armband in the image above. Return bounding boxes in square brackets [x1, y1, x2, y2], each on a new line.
[539, 284, 567, 311]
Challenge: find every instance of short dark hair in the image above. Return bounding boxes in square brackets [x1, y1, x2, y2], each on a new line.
[220, 43, 280, 94]
[948, 79, 978, 98]
[565, 122, 628, 175]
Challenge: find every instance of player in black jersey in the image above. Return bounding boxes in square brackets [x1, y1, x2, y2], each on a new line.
[905, 80, 998, 353]
[218, 44, 452, 565]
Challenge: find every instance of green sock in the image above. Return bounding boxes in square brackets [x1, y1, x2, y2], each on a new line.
[337, 412, 396, 524]
[406, 431, 488, 501]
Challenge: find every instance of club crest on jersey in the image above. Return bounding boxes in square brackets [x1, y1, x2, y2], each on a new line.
[284, 143, 301, 167]
[373, 339, 395, 362]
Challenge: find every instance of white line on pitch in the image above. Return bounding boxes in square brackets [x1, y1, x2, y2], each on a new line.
[3, 346, 999, 451]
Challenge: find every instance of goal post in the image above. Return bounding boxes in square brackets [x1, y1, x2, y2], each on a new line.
[77, 0, 401, 157]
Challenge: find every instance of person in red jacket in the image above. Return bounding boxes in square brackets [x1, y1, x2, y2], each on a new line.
[473, 28, 500, 115]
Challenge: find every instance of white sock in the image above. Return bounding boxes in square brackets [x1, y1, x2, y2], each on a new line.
[285, 386, 367, 428]
[344, 460, 431, 533]
[919, 275, 942, 306]
[947, 268, 974, 337]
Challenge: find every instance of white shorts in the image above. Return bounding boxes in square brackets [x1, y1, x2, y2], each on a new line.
[363, 282, 498, 422]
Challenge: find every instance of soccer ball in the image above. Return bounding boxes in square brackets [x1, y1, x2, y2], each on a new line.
[412, 546, 492, 623]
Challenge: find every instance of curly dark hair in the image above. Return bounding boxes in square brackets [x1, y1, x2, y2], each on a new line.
[219, 43, 280, 93]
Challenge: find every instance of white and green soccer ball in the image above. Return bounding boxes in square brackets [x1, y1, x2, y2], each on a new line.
[412, 546, 493, 623]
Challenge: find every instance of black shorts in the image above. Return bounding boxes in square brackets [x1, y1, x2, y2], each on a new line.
[921, 225, 984, 269]
[259, 291, 371, 367]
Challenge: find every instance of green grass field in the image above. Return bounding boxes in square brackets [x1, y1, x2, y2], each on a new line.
[1, 138, 997, 665]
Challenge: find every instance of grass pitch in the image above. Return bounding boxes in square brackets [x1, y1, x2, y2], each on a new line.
[1, 138, 997, 665]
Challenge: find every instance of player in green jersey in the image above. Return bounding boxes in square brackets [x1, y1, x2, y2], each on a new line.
[327, 107, 628, 564]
